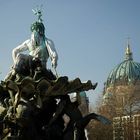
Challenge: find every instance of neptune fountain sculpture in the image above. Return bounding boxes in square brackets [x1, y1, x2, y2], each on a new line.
[0, 8, 111, 140]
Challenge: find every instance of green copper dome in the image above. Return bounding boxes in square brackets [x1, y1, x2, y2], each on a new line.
[106, 44, 140, 86]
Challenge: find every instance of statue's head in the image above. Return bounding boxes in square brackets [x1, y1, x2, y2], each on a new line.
[31, 22, 45, 36]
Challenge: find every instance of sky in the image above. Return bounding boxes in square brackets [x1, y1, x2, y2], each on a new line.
[0, 0, 140, 107]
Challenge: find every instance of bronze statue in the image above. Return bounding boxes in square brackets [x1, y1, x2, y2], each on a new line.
[0, 8, 111, 140]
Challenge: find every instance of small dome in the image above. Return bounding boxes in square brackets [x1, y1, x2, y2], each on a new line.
[106, 44, 140, 86]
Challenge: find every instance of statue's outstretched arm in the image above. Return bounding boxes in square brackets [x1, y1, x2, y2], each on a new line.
[45, 38, 58, 68]
[12, 40, 29, 63]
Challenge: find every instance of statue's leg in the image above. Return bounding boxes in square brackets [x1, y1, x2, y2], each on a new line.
[44, 77, 97, 97]
[4, 54, 30, 82]
[45, 76, 68, 96]
[62, 79, 97, 94]
[14, 54, 31, 82]
[95, 114, 112, 125]
[66, 78, 82, 91]
[74, 113, 111, 129]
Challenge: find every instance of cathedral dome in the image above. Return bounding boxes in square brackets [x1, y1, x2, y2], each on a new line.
[106, 43, 140, 86]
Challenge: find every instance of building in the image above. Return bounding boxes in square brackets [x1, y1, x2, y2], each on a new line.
[113, 114, 140, 140]
[102, 41, 140, 139]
